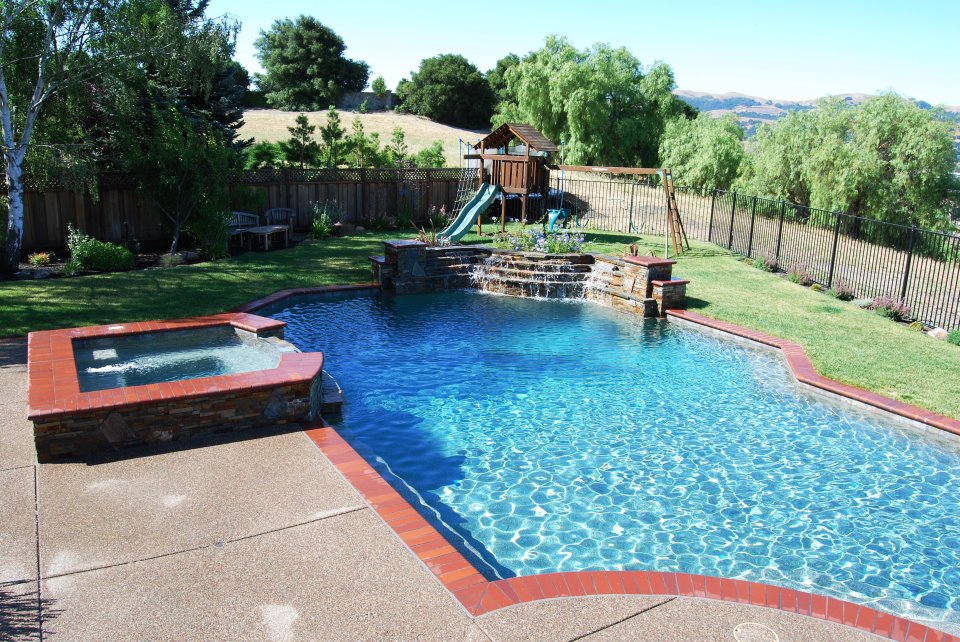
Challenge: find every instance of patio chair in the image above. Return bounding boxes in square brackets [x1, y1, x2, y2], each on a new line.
[226, 211, 259, 244]
[263, 207, 296, 243]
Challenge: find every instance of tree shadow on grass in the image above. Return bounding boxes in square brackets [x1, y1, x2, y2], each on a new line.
[0, 582, 61, 641]
[682, 296, 711, 310]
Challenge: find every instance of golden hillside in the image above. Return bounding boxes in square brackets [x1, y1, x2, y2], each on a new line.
[240, 108, 489, 167]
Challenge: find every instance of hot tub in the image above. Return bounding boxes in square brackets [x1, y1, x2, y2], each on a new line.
[27, 313, 324, 461]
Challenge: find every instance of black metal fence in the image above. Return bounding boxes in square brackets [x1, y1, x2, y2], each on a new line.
[547, 174, 960, 331]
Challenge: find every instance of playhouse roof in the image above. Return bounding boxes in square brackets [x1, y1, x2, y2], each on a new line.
[475, 123, 560, 154]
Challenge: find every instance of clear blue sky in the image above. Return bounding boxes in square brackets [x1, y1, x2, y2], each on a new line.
[206, 0, 960, 106]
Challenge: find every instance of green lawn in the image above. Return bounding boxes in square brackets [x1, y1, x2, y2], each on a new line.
[3, 227, 958, 418]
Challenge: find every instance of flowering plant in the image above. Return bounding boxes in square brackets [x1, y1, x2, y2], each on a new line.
[499, 228, 584, 254]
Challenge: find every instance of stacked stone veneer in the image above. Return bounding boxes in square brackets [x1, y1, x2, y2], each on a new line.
[371, 240, 688, 316]
[371, 240, 489, 294]
[586, 255, 689, 317]
[27, 313, 324, 462]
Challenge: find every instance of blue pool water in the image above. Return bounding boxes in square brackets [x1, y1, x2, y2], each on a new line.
[269, 290, 960, 630]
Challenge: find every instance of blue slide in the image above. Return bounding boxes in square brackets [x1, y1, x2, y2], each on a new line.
[438, 183, 501, 243]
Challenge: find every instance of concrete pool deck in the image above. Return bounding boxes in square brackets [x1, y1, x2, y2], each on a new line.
[0, 337, 942, 641]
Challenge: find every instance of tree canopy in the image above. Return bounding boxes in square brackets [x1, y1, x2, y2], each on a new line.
[736, 94, 957, 228]
[659, 114, 744, 190]
[493, 37, 692, 167]
[396, 54, 494, 129]
[254, 16, 369, 111]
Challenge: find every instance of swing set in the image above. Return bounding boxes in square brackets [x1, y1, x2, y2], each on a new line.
[460, 123, 689, 256]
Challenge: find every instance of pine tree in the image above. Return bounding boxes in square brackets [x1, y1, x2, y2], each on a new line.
[279, 114, 321, 169]
[319, 106, 345, 167]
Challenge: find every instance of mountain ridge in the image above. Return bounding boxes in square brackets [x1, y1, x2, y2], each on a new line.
[673, 89, 960, 136]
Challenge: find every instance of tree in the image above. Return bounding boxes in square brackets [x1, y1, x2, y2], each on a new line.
[344, 117, 385, 168]
[371, 76, 387, 98]
[736, 94, 957, 228]
[494, 37, 689, 167]
[413, 141, 445, 168]
[659, 114, 744, 189]
[486, 53, 519, 107]
[319, 105, 345, 166]
[0, 1, 112, 272]
[399, 54, 494, 128]
[385, 126, 407, 164]
[278, 113, 320, 168]
[254, 16, 369, 111]
[245, 141, 282, 169]
[120, 105, 233, 254]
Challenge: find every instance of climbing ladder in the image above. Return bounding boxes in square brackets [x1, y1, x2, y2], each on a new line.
[663, 168, 689, 256]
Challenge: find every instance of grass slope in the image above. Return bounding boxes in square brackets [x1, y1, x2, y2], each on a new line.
[2, 228, 957, 418]
[240, 109, 488, 167]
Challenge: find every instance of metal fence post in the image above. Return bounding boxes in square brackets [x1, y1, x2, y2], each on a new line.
[826, 212, 842, 288]
[746, 196, 758, 257]
[727, 192, 738, 250]
[775, 201, 786, 263]
[707, 189, 717, 243]
[900, 225, 917, 301]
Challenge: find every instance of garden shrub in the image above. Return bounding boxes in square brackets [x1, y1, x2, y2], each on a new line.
[497, 229, 585, 254]
[185, 208, 229, 260]
[27, 252, 53, 267]
[309, 201, 342, 239]
[828, 280, 856, 301]
[869, 295, 912, 322]
[947, 329, 960, 346]
[786, 263, 814, 286]
[752, 253, 777, 272]
[64, 225, 134, 274]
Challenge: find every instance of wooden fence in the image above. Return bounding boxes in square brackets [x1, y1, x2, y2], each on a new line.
[20, 167, 472, 250]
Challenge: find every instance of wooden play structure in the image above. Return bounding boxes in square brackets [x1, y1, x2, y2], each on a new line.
[463, 123, 689, 255]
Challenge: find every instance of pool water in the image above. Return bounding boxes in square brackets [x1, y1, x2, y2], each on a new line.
[270, 290, 960, 630]
[74, 326, 281, 392]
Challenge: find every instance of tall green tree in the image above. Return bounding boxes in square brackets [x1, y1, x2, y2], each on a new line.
[386, 126, 407, 164]
[494, 37, 689, 167]
[397, 54, 494, 128]
[106, 1, 244, 253]
[344, 117, 385, 168]
[319, 105, 345, 166]
[119, 105, 233, 254]
[254, 16, 368, 111]
[659, 114, 744, 189]
[371, 76, 387, 98]
[486, 53, 519, 107]
[737, 94, 957, 228]
[0, 0, 114, 272]
[279, 113, 320, 168]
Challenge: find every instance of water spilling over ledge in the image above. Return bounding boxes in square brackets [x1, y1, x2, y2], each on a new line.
[370, 240, 690, 318]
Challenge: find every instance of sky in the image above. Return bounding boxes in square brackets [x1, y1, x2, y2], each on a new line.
[206, 0, 960, 106]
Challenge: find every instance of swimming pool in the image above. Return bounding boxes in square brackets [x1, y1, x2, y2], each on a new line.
[268, 289, 960, 631]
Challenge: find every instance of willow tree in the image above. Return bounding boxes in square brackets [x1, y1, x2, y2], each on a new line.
[494, 36, 692, 167]
[0, 0, 110, 272]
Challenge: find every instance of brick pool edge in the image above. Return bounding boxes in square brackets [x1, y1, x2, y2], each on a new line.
[261, 290, 956, 641]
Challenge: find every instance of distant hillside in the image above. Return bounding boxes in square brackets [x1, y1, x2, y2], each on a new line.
[674, 90, 960, 137]
[240, 109, 489, 167]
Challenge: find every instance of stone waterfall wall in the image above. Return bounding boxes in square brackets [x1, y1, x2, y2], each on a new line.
[371, 240, 687, 316]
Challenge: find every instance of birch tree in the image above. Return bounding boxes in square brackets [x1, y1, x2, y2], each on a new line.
[0, 0, 107, 272]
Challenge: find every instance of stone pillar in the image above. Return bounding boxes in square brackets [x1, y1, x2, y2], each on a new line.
[652, 279, 689, 316]
[382, 240, 429, 294]
[621, 256, 677, 298]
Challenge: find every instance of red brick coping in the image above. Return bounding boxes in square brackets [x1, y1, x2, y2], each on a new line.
[296, 302, 960, 641]
[666, 310, 960, 438]
[27, 312, 322, 421]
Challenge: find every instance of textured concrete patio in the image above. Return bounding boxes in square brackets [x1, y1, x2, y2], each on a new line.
[1, 337, 889, 641]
